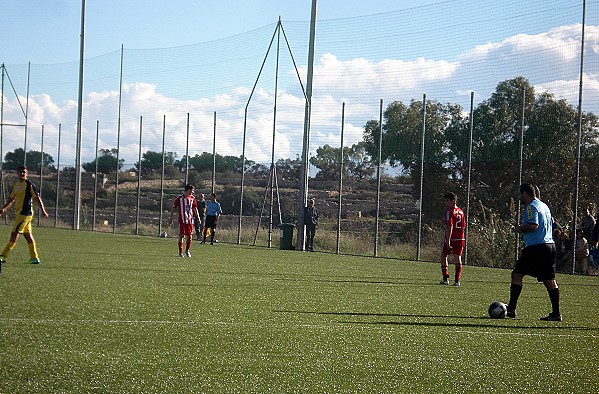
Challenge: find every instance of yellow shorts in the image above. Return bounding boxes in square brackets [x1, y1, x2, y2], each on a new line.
[12, 214, 33, 234]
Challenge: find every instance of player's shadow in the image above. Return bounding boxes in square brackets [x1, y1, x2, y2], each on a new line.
[275, 310, 599, 332]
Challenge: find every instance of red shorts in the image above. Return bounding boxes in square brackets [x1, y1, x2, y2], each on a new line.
[443, 240, 465, 256]
[179, 223, 194, 236]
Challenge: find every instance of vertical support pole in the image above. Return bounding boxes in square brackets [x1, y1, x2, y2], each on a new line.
[159, 115, 166, 236]
[374, 99, 383, 257]
[212, 111, 217, 193]
[238, 108, 247, 244]
[297, 0, 317, 251]
[268, 19, 282, 249]
[515, 88, 526, 262]
[24, 62, 30, 166]
[38, 125, 44, 226]
[185, 113, 190, 185]
[417, 94, 426, 261]
[113, 44, 124, 233]
[464, 92, 475, 266]
[0, 65, 4, 213]
[572, 0, 587, 274]
[74, 0, 86, 230]
[136, 116, 143, 235]
[336, 102, 345, 254]
[92, 121, 99, 231]
[54, 123, 61, 228]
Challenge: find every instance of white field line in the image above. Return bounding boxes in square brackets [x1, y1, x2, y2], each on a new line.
[1, 317, 598, 339]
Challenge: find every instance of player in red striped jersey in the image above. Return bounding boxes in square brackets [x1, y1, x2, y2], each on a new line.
[439, 192, 466, 286]
[168, 184, 201, 257]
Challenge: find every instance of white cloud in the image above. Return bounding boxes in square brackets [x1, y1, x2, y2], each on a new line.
[2, 24, 597, 168]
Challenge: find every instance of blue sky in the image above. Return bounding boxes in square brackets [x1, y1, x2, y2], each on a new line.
[3, 0, 449, 64]
[1, 1, 598, 167]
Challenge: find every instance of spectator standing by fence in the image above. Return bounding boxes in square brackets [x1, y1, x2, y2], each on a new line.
[573, 228, 590, 274]
[304, 198, 319, 252]
[580, 208, 595, 244]
[194, 193, 206, 241]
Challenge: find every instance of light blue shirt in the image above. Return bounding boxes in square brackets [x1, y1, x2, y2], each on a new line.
[206, 200, 222, 216]
[521, 198, 554, 246]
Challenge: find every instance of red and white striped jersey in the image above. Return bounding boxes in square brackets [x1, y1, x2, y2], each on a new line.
[173, 194, 197, 225]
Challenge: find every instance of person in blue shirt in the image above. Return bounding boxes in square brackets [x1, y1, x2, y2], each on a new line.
[201, 193, 222, 245]
[507, 183, 561, 321]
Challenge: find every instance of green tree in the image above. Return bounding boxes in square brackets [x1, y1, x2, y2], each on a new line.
[136, 150, 177, 172]
[82, 148, 124, 174]
[363, 99, 464, 221]
[447, 77, 537, 216]
[276, 156, 301, 181]
[309, 142, 375, 182]
[447, 77, 599, 222]
[3, 148, 55, 173]
[310, 144, 342, 181]
[180, 152, 246, 174]
[346, 142, 375, 181]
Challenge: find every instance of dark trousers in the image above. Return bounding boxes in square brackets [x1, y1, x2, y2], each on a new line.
[305, 224, 316, 251]
[194, 215, 205, 239]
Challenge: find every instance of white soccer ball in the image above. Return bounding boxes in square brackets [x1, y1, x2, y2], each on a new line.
[488, 301, 507, 319]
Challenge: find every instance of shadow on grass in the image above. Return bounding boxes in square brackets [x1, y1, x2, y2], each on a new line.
[275, 310, 599, 332]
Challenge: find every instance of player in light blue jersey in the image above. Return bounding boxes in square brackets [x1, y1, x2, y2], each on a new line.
[507, 183, 561, 321]
[201, 193, 222, 245]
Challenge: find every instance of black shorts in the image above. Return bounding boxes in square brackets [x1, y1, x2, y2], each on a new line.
[513, 243, 556, 281]
[205, 215, 217, 229]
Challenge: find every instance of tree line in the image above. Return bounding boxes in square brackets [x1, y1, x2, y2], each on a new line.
[4, 77, 597, 229]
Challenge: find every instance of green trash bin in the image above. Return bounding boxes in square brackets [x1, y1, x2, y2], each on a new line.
[279, 223, 295, 250]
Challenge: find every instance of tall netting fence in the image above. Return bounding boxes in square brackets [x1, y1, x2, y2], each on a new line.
[1, 0, 598, 272]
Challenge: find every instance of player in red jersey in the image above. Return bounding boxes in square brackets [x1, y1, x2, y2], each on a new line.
[168, 184, 201, 257]
[440, 192, 466, 286]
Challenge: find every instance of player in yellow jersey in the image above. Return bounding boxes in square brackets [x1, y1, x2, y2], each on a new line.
[0, 166, 49, 266]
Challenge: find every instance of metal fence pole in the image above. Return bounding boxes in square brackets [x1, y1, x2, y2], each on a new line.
[515, 88, 526, 262]
[114, 44, 124, 233]
[0, 65, 4, 223]
[159, 115, 166, 236]
[572, 1, 587, 274]
[212, 111, 216, 193]
[268, 22, 282, 249]
[464, 92, 475, 266]
[336, 102, 345, 254]
[92, 121, 99, 231]
[136, 116, 143, 235]
[374, 99, 383, 257]
[184, 113, 190, 185]
[24, 62, 30, 166]
[38, 125, 44, 227]
[297, 0, 317, 252]
[54, 123, 61, 228]
[417, 94, 426, 261]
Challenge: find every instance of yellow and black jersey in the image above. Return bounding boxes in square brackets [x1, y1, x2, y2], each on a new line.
[10, 179, 40, 216]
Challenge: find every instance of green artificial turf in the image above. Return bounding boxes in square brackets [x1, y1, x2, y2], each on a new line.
[0, 227, 597, 393]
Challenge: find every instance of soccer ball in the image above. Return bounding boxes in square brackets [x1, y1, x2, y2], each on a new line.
[488, 301, 507, 319]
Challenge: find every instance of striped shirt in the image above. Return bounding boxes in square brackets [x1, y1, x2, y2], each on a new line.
[173, 194, 197, 225]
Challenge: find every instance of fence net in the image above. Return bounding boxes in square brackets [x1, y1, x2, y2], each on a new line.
[1, 0, 598, 271]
